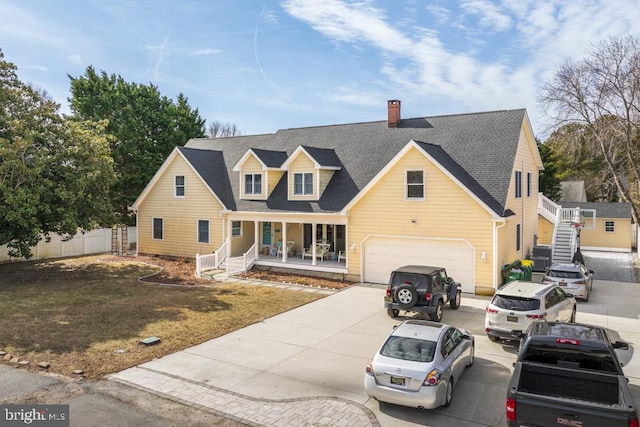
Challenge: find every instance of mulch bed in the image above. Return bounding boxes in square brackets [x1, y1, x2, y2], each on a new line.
[99, 255, 354, 290]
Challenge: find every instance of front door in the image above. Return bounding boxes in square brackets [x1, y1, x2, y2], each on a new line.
[262, 222, 272, 249]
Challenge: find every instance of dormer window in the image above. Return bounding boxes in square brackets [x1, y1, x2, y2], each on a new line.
[294, 173, 313, 195]
[244, 173, 262, 195]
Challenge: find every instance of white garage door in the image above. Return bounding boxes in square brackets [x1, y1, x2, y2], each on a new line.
[363, 237, 475, 293]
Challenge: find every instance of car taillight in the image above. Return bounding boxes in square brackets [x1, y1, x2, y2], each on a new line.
[526, 312, 547, 319]
[423, 369, 441, 386]
[556, 338, 580, 345]
[542, 278, 553, 283]
[506, 397, 516, 421]
[629, 418, 639, 427]
[425, 293, 432, 301]
[385, 288, 391, 297]
[574, 280, 586, 284]
[485, 306, 498, 314]
[365, 363, 374, 376]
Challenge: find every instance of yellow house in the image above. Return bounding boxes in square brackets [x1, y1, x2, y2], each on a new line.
[131, 101, 543, 295]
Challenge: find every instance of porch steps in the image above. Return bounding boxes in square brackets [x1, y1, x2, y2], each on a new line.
[552, 224, 574, 264]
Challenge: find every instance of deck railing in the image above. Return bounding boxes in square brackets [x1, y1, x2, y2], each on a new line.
[226, 243, 257, 275]
[195, 240, 228, 277]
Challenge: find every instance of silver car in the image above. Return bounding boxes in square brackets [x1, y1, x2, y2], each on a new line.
[543, 263, 594, 301]
[364, 319, 474, 409]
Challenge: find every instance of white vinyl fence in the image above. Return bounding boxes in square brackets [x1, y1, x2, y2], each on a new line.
[0, 227, 137, 263]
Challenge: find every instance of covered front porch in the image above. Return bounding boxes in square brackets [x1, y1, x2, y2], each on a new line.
[210, 212, 351, 277]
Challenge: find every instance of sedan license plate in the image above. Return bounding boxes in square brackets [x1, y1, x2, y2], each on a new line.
[559, 281, 567, 287]
[507, 315, 518, 322]
[390, 376, 405, 386]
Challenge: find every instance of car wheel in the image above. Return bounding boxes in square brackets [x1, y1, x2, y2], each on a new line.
[570, 307, 576, 323]
[487, 334, 500, 342]
[387, 308, 399, 318]
[394, 284, 418, 309]
[429, 299, 443, 322]
[444, 378, 454, 407]
[450, 290, 461, 309]
[467, 343, 475, 367]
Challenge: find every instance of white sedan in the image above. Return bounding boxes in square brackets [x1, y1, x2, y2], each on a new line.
[364, 319, 474, 409]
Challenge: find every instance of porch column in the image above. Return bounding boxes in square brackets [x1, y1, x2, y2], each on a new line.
[254, 221, 259, 259]
[281, 221, 288, 262]
[311, 223, 317, 266]
[226, 218, 232, 257]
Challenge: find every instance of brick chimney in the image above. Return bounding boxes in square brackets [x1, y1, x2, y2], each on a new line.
[387, 99, 401, 128]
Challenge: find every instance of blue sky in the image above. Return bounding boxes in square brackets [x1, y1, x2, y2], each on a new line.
[2, 0, 639, 138]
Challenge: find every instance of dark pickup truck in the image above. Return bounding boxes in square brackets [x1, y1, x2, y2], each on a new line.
[507, 321, 638, 427]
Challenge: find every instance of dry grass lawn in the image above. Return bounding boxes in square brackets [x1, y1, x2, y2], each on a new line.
[0, 255, 326, 380]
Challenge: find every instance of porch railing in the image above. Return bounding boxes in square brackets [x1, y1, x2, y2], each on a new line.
[195, 240, 229, 278]
[226, 243, 256, 276]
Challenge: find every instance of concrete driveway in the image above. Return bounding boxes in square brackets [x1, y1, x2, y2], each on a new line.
[111, 278, 640, 426]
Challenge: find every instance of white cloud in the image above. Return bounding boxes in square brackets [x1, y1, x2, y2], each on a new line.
[425, 4, 451, 24]
[189, 48, 222, 56]
[460, 0, 513, 31]
[21, 64, 48, 71]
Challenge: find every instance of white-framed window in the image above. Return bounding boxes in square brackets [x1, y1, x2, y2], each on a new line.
[406, 170, 424, 199]
[198, 220, 209, 243]
[515, 171, 522, 198]
[244, 174, 262, 195]
[153, 217, 163, 240]
[232, 221, 242, 237]
[175, 176, 185, 197]
[527, 172, 532, 197]
[604, 221, 615, 233]
[516, 223, 521, 251]
[293, 172, 313, 195]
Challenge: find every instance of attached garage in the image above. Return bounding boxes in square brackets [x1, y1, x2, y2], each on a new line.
[362, 236, 475, 293]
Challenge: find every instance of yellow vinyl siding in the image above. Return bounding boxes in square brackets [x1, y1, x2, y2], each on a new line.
[347, 146, 494, 290]
[137, 155, 225, 258]
[267, 170, 284, 195]
[230, 221, 256, 255]
[240, 156, 266, 200]
[319, 169, 334, 197]
[288, 154, 317, 200]
[580, 218, 632, 251]
[498, 123, 540, 273]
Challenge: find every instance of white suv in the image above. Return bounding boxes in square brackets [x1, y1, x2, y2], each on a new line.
[484, 281, 576, 342]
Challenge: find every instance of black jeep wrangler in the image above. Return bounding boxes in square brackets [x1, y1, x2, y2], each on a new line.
[384, 265, 462, 321]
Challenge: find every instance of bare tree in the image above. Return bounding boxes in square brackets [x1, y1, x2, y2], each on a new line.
[207, 120, 243, 138]
[539, 36, 640, 224]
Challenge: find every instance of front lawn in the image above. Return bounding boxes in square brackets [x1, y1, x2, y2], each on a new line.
[0, 255, 325, 379]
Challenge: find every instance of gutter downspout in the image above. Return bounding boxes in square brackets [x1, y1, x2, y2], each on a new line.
[493, 219, 507, 291]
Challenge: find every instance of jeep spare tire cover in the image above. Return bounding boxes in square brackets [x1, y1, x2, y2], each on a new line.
[394, 284, 418, 309]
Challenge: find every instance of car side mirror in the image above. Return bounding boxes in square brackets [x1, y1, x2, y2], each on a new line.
[511, 330, 525, 339]
[463, 333, 472, 340]
[613, 340, 629, 350]
[589, 270, 594, 274]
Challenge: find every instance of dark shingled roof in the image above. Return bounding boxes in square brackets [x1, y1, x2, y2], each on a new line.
[183, 109, 527, 215]
[561, 202, 632, 219]
[250, 148, 288, 168]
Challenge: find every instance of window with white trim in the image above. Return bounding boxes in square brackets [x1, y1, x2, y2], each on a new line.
[244, 174, 262, 195]
[175, 176, 185, 197]
[294, 173, 313, 195]
[232, 221, 242, 237]
[153, 217, 163, 240]
[198, 220, 209, 243]
[406, 170, 424, 199]
[604, 221, 615, 233]
[515, 171, 522, 198]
